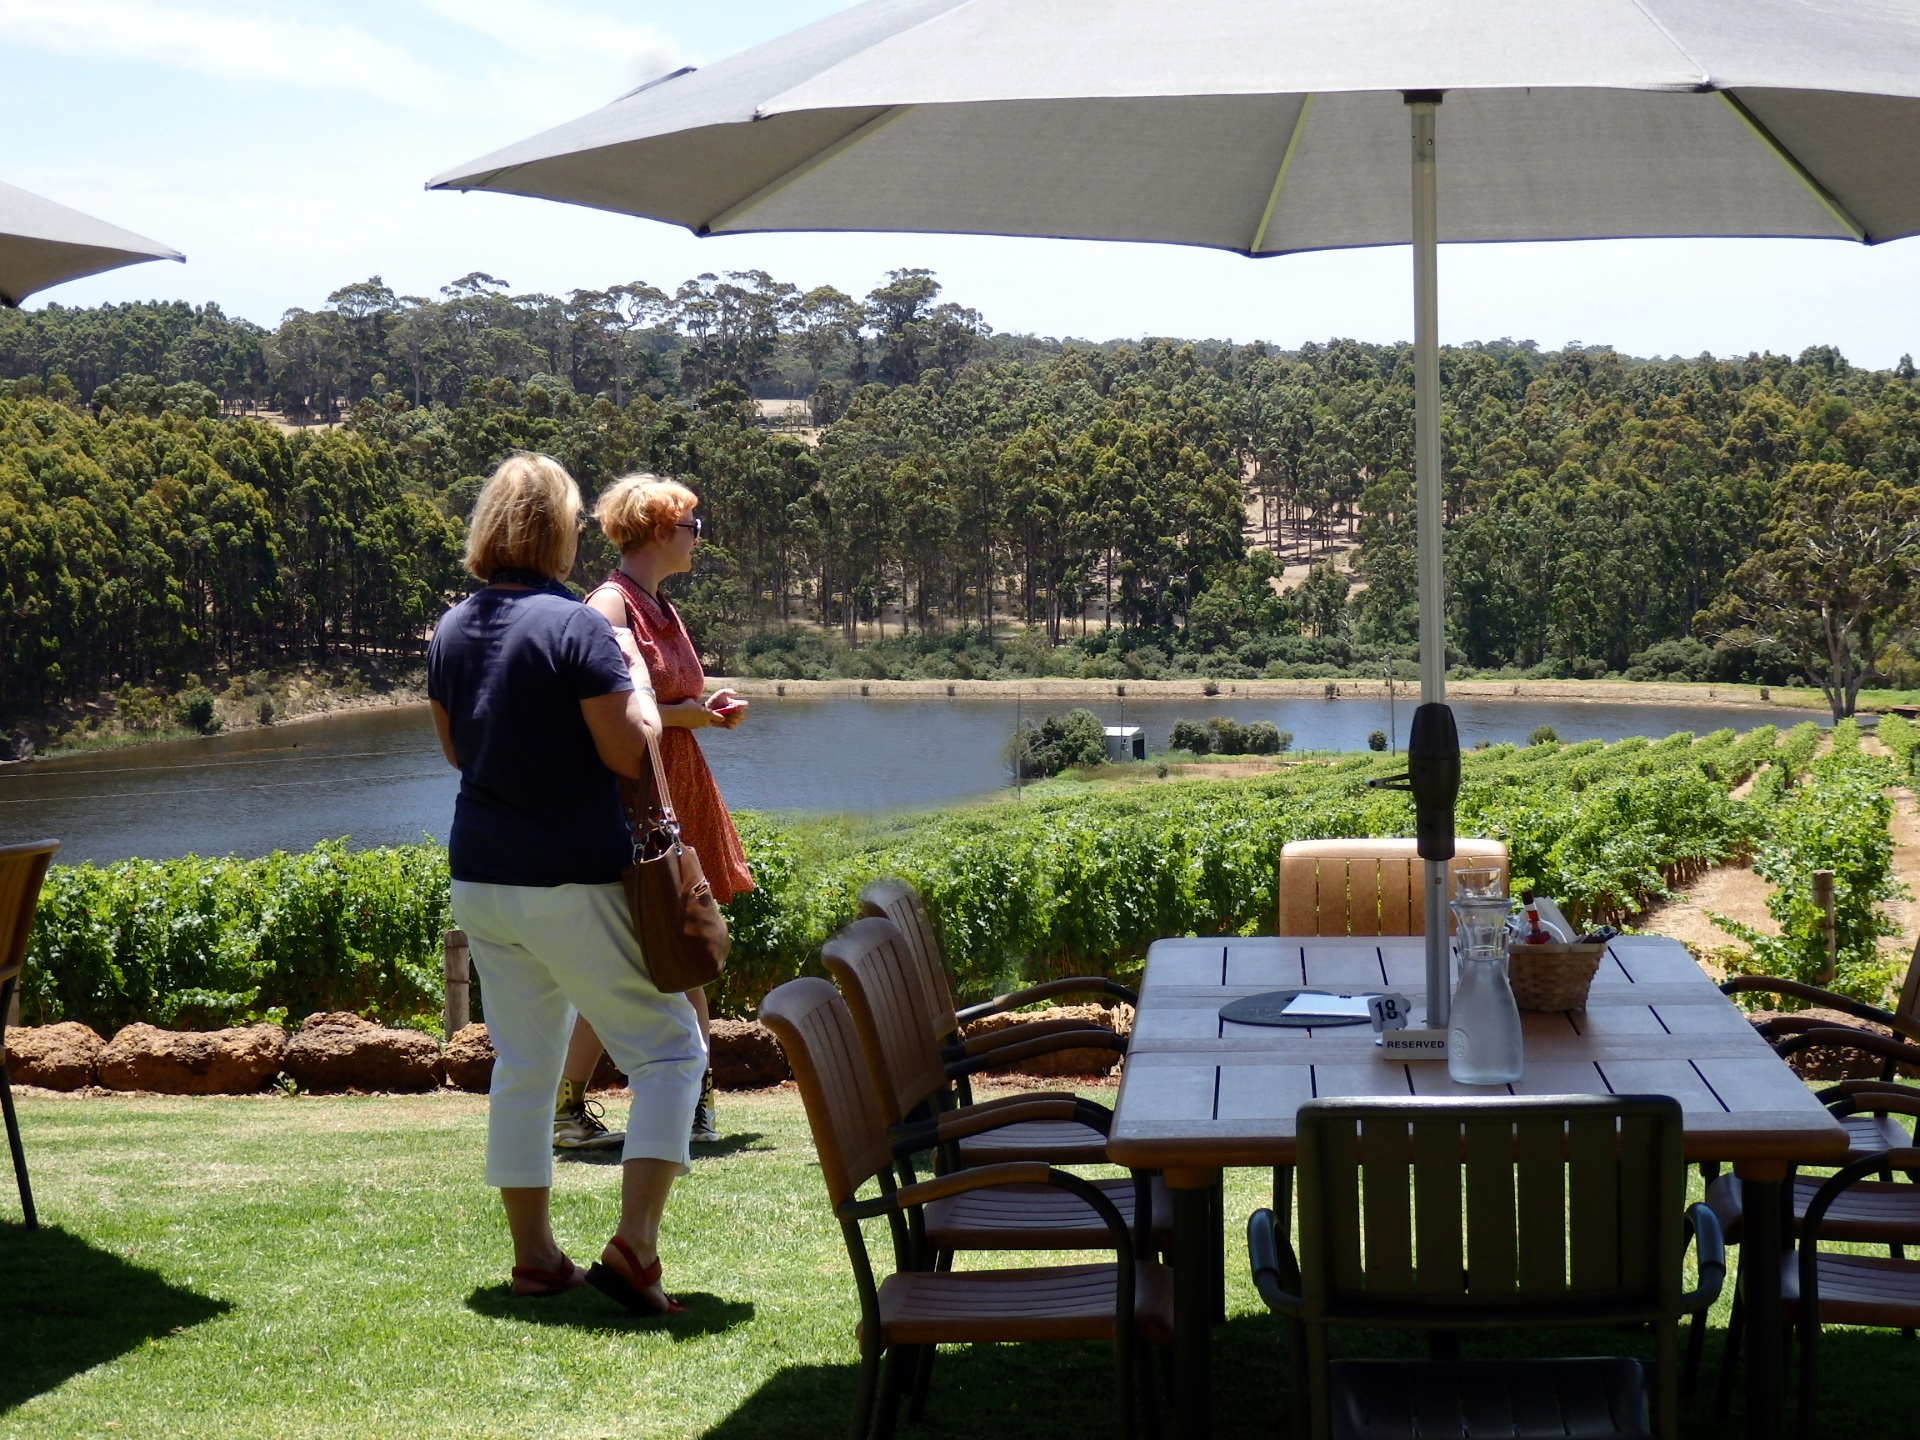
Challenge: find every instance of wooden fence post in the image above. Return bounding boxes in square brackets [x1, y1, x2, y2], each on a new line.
[1811, 870, 1837, 985]
[443, 929, 471, 1038]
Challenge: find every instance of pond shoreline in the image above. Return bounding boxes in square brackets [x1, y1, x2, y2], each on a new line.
[715, 676, 1814, 709]
[5, 674, 1822, 768]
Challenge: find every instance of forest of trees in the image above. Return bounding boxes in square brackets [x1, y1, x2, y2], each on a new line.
[4, 265, 1920, 732]
[0, 267, 998, 422]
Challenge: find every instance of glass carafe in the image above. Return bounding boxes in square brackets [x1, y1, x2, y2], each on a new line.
[1447, 895, 1524, 1085]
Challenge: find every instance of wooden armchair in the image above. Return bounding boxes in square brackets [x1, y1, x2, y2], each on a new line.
[822, 915, 1168, 1261]
[1722, 931, 1920, 1076]
[760, 976, 1171, 1440]
[1769, 1028, 1920, 1165]
[1247, 1095, 1723, 1440]
[822, 915, 1125, 1169]
[1277, 837, 1509, 936]
[1783, 1126, 1920, 1440]
[858, 879, 1133, 1089]
[0, 838, 59, 1230]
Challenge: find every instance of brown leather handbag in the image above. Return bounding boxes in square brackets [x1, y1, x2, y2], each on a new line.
[619, 729, 730, 993]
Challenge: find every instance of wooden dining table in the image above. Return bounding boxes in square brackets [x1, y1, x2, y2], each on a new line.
[1107, 933, 1850, 1440]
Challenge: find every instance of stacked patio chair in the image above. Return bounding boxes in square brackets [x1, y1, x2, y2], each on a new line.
[858, 877, 1135, 1106]
[1705, 1084, 1920, 1432]
[1722, 934, 1920, 1165]
[821, 913, 1170, 1256]
[761, 975, 1173, 1440]
[825, 917, 1121, 1167]
[1247, 1094, 1724, 1440]
[1276, 837, 1508, 937]
[1777, 1100, 1920, 1440]
[0, 838, 59, 1230]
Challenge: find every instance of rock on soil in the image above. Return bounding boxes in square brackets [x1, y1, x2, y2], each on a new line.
[98, 1023, 288, 1094]
[444, 1018, 789, 1092]
[285, 1013, 441, 1092]
[443, 1023, 494, 1093]
[962, 1003, 1133, 1077]
[711, 1018, 789, 1089]
[7, 1022, 106, 1090]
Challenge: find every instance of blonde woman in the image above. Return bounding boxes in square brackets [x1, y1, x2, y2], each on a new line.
[550, 473, 753, 1151]
[427, 452, 703, 1316]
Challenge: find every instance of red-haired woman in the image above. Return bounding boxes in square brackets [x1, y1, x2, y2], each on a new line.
[550, 472, 753, 1152]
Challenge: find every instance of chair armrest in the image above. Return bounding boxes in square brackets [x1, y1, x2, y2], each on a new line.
[945, 1027, 1127, 1079]
[1754, 1014, 1878, 1042]
[840, 1166, 1138, 1267]
[1246, 1207, 1304, 1315]
[947, 1017, 1117, 1060]
[1682, 1202, 1727, 1313]
[889, 1094, 1112, 1153]
[1801, 1147, 1920, 1251]
[837, 1162, 1050, 1219]
[1815, 1079, 1920, 1107]
[1775, 1027, 1920, 1070]
[955, 975, 1138, 1024]
[1824, 1087, 1920, 1124]
[1721, 975, 1897, 1030]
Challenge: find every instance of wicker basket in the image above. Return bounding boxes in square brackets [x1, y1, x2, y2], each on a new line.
[1506, 941, 1608, 1012]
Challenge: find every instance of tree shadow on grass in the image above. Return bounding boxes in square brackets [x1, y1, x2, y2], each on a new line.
[1699, 1323, 1920, 1440]
[465, 1283, 753, 1338]
[0, 1223, 230, 1412]
[555, 1132, 770, 1166]
[698, 1311, 1920, 1440]
[705, 1313, 1290, 1440]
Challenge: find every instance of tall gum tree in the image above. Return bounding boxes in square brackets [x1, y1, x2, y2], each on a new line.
[1701, 461, 1920, 719]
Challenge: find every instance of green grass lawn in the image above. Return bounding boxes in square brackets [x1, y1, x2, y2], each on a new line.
[1, 1088, 1914, 1440]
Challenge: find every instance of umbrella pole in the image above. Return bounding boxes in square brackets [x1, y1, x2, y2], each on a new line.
[1408, 93, 1452, 1028]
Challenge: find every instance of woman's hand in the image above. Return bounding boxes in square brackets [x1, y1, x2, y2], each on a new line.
[659, 698, 717, 729]
[704, 688, 748, 729]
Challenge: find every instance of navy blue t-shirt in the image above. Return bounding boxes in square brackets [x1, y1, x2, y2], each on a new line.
[426, 583, 634, 887]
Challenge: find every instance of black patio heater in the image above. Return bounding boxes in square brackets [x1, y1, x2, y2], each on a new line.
[1367, 702, 1461, 1024]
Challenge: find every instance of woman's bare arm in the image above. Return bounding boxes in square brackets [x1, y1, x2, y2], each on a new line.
[581, 688, 663, 779]
[430, 700, 458, 767]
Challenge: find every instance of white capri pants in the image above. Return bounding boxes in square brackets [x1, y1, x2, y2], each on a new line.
[452, 879, 706, 1187]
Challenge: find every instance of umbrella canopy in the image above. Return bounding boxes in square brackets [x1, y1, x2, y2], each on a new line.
[0, 179, 182, 307]
[430, 0, 1920, 251]
[430, 0, 1920, 1036]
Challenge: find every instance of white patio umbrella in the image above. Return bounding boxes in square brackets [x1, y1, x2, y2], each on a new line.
[0, 179, 182, 307]
[430, 0, 1920, 1030]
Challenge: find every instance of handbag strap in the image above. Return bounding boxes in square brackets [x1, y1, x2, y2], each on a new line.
[642, 724, 679, 831]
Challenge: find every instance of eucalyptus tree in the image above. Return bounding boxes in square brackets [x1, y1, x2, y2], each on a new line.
[1703, 462, 1920, 719]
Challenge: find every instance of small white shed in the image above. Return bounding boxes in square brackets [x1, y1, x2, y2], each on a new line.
[1104, 725, 1145, 762]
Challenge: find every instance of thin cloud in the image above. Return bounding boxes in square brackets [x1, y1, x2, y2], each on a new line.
[412, 0, 683, 93]
[0, 0, 449, 106]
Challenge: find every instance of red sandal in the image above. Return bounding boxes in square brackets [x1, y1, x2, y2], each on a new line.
[509, 1255, 588, 1297]
[586, 1234, 686, 1316]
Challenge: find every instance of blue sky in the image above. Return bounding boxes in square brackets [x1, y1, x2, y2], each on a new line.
[5, 0, 1918, 367]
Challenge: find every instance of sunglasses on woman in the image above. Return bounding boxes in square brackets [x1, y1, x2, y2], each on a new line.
[676, 518, 703, 538]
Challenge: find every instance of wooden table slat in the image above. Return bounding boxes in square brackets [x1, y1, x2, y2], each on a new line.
[1302, 946, 1391, 990]
[1215, 1064, 1315, 1121]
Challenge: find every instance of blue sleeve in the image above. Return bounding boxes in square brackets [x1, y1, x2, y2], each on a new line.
[561, 606, 635, 701]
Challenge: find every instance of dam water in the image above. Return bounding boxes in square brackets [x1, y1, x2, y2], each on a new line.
[0, 693, 1795, 865]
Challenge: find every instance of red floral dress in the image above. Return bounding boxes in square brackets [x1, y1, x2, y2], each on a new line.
[594, 571, 754, 905]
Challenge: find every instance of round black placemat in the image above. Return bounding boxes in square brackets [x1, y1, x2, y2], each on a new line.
[1219, 988, 1376, 1028]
